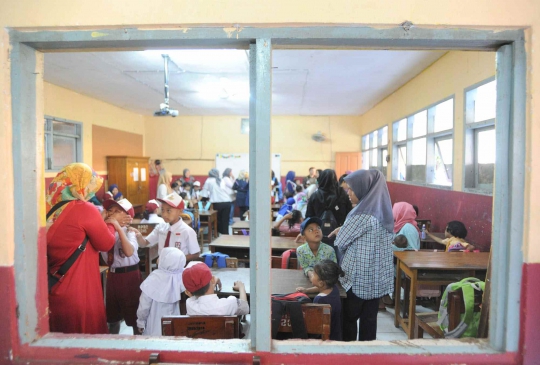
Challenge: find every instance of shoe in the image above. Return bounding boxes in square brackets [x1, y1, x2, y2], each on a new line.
[382, 294, 395, 307]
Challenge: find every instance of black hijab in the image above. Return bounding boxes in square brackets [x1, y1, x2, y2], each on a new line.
[313, 169, 342, 209]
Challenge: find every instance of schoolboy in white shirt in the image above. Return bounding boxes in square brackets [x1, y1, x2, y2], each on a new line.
[135, 192, 200, 262]
[183, 262, 249, 316]
[101, 198, 141, 335]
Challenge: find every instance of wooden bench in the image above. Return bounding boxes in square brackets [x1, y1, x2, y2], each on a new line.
[276, 303, 331, 340]
[415, 287, 482, 338]
[271, 256, 299, 270]
[161, 315, 240, 339]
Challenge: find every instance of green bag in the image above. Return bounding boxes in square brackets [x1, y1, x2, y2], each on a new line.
[437, 277, 485, 338]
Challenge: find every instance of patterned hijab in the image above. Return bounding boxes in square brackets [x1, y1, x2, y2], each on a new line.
[46, 163, 103, 223]
[209, 168, 221, 186]
[393, 202, 420, 233]
[344, 169, 394, 233]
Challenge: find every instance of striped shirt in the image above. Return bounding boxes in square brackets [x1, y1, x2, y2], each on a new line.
[336, 214, 394, 300]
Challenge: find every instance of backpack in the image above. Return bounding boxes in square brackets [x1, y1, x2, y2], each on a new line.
[271, 293, 312, 339]
[437, 277, 485, 338]
[320, 207, 338, 246]
[201, 252, 230, 268]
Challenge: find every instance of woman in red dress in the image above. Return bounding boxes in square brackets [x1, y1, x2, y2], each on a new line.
[46, 163, 118, 334]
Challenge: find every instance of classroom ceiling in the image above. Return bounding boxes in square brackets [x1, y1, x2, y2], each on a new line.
[44, 49, 446, 116]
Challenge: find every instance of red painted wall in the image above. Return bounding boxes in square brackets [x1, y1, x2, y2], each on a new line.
[387, 182, 493, 251]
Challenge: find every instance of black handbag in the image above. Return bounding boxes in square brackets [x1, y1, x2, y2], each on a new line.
[47, 200, 89, 293]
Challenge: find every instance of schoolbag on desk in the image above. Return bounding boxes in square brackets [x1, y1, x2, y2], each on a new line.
[201, 252, 229, 268]
[271, 293, 311, 339]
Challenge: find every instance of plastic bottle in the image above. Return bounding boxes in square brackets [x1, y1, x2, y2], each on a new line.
[421, 224, 426, 240]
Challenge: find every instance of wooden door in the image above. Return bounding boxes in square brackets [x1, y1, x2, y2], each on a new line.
[335, 152, 361, 177]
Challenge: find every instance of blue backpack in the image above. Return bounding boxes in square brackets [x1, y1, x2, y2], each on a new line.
[201, 252, 229, 268]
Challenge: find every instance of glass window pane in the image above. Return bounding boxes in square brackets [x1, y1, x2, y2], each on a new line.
[397, 146, 406, 181]
[371, 149, 377, 167]
[412, 110, 427, 138]
[395, 119, 406, 142]
[474, 81, 497, 123]
[53, 120, 77, 135]
[433, 138, 453, 186]
[52, 135, 77, 168]
[477, 128, 496, 164]
[434, 99, 454, 132]
[372, 130, 378, 148]
[380, 126, 388, 146]
[382, 149, 388, 167]
[411, 138, 426, 165]
[362, 151, 369, 169]
[362, 135, 369, 151]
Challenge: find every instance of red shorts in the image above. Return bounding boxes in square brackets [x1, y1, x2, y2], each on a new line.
[106, 268, 142, 326]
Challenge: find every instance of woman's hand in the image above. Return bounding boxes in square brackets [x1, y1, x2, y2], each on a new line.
[328, 227, 341, 238]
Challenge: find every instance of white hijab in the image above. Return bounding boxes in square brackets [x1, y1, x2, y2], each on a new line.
[140, 247, 186, 303]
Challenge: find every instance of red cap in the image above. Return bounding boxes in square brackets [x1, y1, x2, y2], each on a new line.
[103, 198, 135, 218]
[182, 263, 212, 293]
[145, 199, 159, 212]
[157, 192, 185, 210]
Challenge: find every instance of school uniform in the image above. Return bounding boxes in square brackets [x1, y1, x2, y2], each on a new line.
[186, 294, 250, 316]
[140, 213, 165, 224]
[145, 219, 200, 256]
[100, 227, 142, 327]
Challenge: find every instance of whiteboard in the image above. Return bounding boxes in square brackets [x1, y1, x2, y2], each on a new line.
[215, 153, 281, 178]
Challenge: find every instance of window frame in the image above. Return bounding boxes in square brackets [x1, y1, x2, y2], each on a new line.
[44, 115, 83, 171]
[8, 26, 526, 361]
[362, 125, 388, 176]
[392, 96, 455, 189]
[463, 77, 497, 194]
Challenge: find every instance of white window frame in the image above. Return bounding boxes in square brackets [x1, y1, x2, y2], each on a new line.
[463, 77, 497, 194]
[8, 27, 526, 362]
[361, 126, 388, 175]
[44, 115, 83, 171]
[392, 96, 454, 188]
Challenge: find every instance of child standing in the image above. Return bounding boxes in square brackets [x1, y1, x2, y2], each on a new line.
[182, 263, 250, 316]
[296, 259, 344, 341]
[426, 220, 476, 252]
[295, 217, 337, 279]
[137, 247, 186, 336]
[101, 198, 141, 335]
[141, 200, 165, 224]
[135, 192, 200, 261]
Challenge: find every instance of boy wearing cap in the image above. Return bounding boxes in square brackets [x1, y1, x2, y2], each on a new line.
[135, 192, 200, 262]
[295, 217, 337, 279]
[101, 198, 142, 335]
[182, 262, 249, 316]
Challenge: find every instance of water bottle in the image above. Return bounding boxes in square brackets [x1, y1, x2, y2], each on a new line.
[421, 224, 426, 240]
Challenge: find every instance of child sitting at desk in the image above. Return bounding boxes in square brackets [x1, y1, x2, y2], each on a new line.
[136, 247, 186, 336]
[134, 192, 200, 261]
[426, 220, 476, 252]
[182, 262, 250, 316]
[273, 209, 303, 233]
[295, 217, 337, 279]
[296, 259, 344, 341]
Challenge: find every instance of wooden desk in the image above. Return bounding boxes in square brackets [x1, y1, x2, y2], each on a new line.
[393, 251, 489, 339]
[138, 244, 159, 277]
[211, 268, 346, 299]
[231, 221, 249, 235]
[199, 210, 218, 243]
[420, 232, 446, 250]
[209, 235, 301, 262]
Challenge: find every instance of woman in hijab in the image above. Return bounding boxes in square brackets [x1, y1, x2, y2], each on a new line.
[179, 168, 196, 185]
[233, 170, 250, 221]
[331, 169, 394, 341]
[137, 247, 186, 336]
[306, 169, 352, 228]
[46, 163, 121, 334]
[285, 171, 297, 195]
[392, 202, 420, 251]
[202, 168, 232, 234]
[108, 184, 123, 201]
[157, 171, 173, 200]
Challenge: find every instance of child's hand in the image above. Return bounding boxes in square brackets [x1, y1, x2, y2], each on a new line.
[105, 217, 120, 228]
[283, 212, 293, 220]
[138, 327, 144, 334]
[127, 227, 141, 235]
[294, 234, 305, 243]
[214, 277, 222, 292]
[296, 287, 306, 293]
[233, 281, 245, 291]
[328, 227, 341, 238]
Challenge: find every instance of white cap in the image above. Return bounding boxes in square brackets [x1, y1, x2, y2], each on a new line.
[157, 192, 185, 210]
[103, 198, 135, 218]
[193, 181, 201, 187]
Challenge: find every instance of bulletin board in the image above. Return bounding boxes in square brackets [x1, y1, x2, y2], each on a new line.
[215, 153, 281, 178]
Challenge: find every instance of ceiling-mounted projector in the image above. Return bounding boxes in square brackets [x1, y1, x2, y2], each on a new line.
[154, 54, 179, 117]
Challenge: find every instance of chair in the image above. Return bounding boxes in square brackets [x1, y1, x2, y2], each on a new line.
[276, 303, 331, 340]
[415, 287, 482, 339]
[161, 315, 240, 339]
[416, 219, 431, 231]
